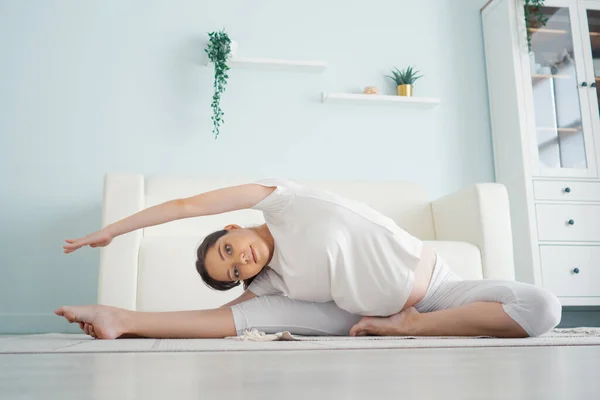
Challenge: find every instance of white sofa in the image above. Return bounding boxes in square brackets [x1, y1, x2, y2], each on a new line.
[98, 173, 515, 312]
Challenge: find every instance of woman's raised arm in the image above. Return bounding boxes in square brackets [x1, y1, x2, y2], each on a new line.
[63, 183, 274, 254]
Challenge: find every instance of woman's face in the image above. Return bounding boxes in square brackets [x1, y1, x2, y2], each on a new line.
[204, 225, 270, 283]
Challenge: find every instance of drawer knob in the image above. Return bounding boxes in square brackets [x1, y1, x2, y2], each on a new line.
[564, 187, 571, 193]
[568, 219, 575, 225]
[573, 268, 580, 274]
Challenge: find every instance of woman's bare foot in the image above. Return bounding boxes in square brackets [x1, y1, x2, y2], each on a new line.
[349, 307, 421, 337]
[55, 305, 132, 340]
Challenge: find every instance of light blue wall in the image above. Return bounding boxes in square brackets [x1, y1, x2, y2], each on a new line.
[0, 0, 492, 333]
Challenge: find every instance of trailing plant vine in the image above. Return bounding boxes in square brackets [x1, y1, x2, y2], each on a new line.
[205, 30, 232, 139]
[524, 0, 548, 51]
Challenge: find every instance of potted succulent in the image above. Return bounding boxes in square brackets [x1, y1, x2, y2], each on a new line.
[386, 66, 423, 97]
[205, 29, 233, 139]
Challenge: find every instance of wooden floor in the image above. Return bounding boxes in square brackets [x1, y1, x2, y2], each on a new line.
[1, 345, 599, 399]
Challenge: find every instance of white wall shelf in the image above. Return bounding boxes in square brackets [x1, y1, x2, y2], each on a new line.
[321, 93, 440, 108]
[231, 57, 327, 72]
[203, 56, 327, 73]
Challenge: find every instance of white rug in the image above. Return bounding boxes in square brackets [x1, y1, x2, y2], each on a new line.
[1, 328, 599, 354]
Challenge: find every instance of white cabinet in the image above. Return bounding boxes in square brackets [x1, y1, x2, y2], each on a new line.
[482, 0, 600, 305]
[540, 246, 600, 297]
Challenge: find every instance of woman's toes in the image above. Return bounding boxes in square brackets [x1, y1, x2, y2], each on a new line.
[350, 317, 371, 336]
[64, 311, 77, 323]
[351, 329, 365, 337]
[349, 324, 361, 336]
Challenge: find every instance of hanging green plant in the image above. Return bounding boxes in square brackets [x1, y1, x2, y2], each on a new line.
[524, 0, 548, 51]
[205, 30, 232, 139]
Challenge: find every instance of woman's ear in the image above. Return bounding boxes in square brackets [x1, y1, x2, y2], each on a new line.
[224, 224, 242, 231]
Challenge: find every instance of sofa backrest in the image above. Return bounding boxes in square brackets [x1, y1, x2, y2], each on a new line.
[99, 174, 487, 312]
[142, 176, 437, 239]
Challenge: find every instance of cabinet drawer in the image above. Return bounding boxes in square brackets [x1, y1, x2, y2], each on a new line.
[533, 180, 600, 202]
[536, 204, 600, 241]
[540, 246, 600, 297]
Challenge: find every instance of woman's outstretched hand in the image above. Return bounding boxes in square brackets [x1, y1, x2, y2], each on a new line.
[63, 229, 113, 254]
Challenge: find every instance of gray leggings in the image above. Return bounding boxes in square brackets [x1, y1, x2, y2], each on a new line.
[231, 257, 563, 337]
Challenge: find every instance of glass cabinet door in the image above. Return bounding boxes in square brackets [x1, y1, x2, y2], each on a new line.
[580, 1, 600, 166]
[583, 8, 600, 110]
[525, 2, 597, 177]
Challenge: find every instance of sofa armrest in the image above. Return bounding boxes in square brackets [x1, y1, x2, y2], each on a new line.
[98, 173, 144, 310]
[430, 183, 515, 280]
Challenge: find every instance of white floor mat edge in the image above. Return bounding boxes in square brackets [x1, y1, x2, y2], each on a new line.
[1, 328, 599, 354]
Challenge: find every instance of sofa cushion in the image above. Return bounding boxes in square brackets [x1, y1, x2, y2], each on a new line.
[424, 240, 483, 280]
[137, 236, 242, 312]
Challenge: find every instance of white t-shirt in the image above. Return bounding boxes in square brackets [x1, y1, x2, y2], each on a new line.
[248, 179, 424, 317]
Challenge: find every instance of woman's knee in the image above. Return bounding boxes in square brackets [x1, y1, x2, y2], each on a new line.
[514, 285, 562, 337]
[534, 287, 563, 334]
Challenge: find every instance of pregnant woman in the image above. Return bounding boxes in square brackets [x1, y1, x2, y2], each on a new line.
[56, 179, 562, 340]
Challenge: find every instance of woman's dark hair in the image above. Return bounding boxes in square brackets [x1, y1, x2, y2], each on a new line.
[196, 229, 256, 291]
